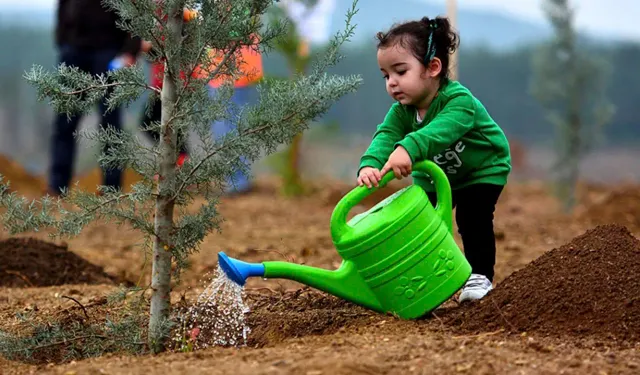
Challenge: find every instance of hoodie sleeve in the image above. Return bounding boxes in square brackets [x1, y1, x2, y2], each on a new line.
[358, 103, 408, 173]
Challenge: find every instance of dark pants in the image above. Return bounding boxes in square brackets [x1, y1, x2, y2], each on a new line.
[427, 183, 504, 282]
[209, 86, 254, 193]
[49, 45, 122, 194]
[138, 96, 189, 156]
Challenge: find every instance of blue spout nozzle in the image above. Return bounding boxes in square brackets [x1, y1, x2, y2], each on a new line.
[217, 251, 265, 286]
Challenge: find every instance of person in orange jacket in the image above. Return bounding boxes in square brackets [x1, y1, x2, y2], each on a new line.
[206, 41, 263, 194]
[186, 8, 264, 194]
[140, 8, 263, 193]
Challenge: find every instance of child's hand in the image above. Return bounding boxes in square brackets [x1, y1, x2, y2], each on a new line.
[357, 167, 382, 188]
[141, 40, 153, 53]
[381, 146, 412, 179]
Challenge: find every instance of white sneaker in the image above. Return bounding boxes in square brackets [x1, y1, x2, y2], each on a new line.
[459, 273, 493, 303]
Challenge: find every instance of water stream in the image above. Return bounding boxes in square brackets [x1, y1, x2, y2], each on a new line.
[175, 265, 251, 350]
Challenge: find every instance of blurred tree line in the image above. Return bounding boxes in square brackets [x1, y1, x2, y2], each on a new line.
[320, 40, 638, 145]
[1, 24, 639, 173]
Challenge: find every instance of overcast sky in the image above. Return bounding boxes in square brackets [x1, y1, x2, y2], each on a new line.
[1, 0, 637, 40]
[444, 0, 637, 40]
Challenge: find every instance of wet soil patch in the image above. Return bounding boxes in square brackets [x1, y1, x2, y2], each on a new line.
[245, 288, 383, 347]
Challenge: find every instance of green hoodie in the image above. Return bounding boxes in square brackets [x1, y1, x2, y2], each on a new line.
[359, 80, 511, 192]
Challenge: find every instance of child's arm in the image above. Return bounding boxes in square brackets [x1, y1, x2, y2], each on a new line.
[395, 93, 475, 163]
[359, 104, 407, 173]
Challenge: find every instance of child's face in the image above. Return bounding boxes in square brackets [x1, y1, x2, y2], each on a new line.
[377, 44, 441, 108]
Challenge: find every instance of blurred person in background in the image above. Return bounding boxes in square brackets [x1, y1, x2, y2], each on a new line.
[206, 42, 263, 195]
[49, 0, 145, 196]
[137, 8, 194, 171]
[137, 7, 262, 195]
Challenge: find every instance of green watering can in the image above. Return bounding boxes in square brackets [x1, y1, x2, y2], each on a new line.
[218, 160, 472, 319]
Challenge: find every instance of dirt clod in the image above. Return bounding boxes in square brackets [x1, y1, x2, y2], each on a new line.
[446, 224, 640, 346]
[0, 237, 118, 287]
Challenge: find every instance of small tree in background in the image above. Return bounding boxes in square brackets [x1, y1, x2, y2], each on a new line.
[264, 0, 335, 196]
[264, 1, 312, 195]
[0, 0, 360, 354]
[531, 0, 615, 211]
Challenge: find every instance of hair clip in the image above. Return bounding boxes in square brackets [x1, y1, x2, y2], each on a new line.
[425, 29, 436, 62]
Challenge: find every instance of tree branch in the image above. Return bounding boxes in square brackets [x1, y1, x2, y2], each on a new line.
[77, 193, 132, 216]
[171, 101, 319, 200]
[61, 296, 89, 319]
[128, 0, 169, 64]
[8, 335, 108, 353]
[183, 8, 233, 89]
[173, 41, 241, 116]
[62, 81, 161, 96]
[204, 43, 240, 82]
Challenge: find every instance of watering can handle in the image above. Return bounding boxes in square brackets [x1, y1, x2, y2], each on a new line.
[330, 160, 453, 241]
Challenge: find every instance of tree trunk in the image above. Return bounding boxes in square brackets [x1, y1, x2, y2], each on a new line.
[283, 41, 309, 196]
[284, 133, 303, 195]
[563, 97, 581, 212]
[564, 60, 583, 212]
[148, 5, 183, 354]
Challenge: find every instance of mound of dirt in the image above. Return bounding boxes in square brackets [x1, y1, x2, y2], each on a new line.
[446, 224, 640, 345]
[580, 187, 640, 232]
[0, 237, 119, 287]
[245, 289, 382, 347]
[0, 154, 46, 195]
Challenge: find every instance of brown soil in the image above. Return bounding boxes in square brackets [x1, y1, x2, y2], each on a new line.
[0, 154, 46, 196]
[245, 289, 381, 348]
[579, 186, 640, 232]
[0, 152, 143, 198]
[0, 238, 119, 287]
[445, 224, 640, 347]
[74, 167, 144, 194]
[1, 173, 640, 374]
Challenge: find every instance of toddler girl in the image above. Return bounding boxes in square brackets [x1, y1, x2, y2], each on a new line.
[357, 16, 511, 302]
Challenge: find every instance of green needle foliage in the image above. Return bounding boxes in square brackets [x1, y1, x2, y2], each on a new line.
[0, 0, 361, 355]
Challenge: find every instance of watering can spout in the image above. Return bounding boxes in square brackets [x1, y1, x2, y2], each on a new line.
[218, 252, 265, 286]
[217, 252, 383, 313]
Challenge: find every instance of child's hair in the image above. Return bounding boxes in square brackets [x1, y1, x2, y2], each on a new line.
[376, 16, 459, 83]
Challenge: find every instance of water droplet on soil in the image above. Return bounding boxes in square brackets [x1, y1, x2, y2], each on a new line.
[174, 265, 251, 350]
